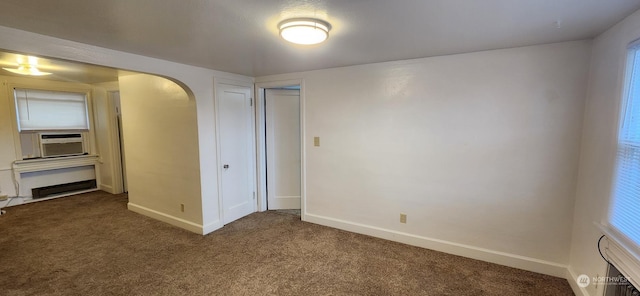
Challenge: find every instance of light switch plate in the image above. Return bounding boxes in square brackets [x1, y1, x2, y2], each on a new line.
[314, 137, 320, 147]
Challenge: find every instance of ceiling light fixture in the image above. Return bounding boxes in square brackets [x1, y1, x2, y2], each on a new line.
[278, 18, 331, 45]
[3, 56, 51, 76]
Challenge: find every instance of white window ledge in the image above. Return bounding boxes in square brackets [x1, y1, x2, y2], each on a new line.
[597, 223, 640, 289]
[13, 154, 99, 173]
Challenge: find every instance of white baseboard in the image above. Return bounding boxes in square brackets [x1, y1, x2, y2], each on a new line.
[203, 220, 223, 235]
[304, 213, 568, 278]
[128, 202, 204, 234]
[99, 184, 115, 194]
[566, 267, 591, 296]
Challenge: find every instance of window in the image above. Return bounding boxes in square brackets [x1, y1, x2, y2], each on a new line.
[609, 41, 640, 252]
[14, 88, 89, 131]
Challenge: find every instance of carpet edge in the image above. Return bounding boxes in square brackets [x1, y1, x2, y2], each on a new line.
[305, 213, 569, 278]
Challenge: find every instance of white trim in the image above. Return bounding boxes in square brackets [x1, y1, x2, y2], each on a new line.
[299, 80, 307, 221]
[606, 239, 640, 289]
[254, 79, 305, 218]
[202, 220, 223, 235]
[566, 267, 591, 296]
[598, 39, 640, 292]
[99, 184, 114, 194]
[304, 213, 568, 277]
[106, 90, 124, 194]
[128, 202, 204, 234]
[213, 78, 225, 224]
[13, 154, 99, 173]
[215, 78, 253, 88]
[255, 85, 267, 212]
[255, 79, 302, 89]
[597, 224, 640, 289]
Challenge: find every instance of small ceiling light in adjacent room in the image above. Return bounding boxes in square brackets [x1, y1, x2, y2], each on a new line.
[3, 56, 51, 76]
[278, 18, 331, 45]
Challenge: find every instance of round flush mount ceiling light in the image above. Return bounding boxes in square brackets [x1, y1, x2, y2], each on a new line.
[278, 18, 331, 45]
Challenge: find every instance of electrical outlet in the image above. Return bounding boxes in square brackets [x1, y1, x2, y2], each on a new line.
[180, 204, 185, 212]
[400, 213, 407, 224]
[0, 194, 8, 201]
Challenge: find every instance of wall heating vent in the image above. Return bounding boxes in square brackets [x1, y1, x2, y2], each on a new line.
[31, 179, 97, 199]
[606, 264, 639, 296]
[614, 284, 639, 296]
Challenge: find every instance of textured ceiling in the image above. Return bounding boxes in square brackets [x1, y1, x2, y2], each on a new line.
[0, 0, 638, 77]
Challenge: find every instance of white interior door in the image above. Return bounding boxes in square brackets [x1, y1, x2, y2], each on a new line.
[266, 89, 301, 210]
[218, 84, 255, 224]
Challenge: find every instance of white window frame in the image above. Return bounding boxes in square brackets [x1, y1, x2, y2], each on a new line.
[601, 39, 640, 290]
[6, 82, 96, 161]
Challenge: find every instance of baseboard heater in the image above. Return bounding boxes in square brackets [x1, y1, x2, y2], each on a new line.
[31, 179, 97, 199]
[606, 264, 639, 296]
[612, 281, 638, 296]
[615, 285, 639, 296]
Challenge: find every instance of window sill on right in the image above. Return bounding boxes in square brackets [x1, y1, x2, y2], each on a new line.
[597, 223, 640, 289]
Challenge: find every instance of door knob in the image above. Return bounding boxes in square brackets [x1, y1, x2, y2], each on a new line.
[223, 164, 229, 169]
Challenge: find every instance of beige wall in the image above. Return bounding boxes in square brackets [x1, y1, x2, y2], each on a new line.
[257, 40, 592, 276]
[119, 74, 203, 230]
[568, 9, 640, 296]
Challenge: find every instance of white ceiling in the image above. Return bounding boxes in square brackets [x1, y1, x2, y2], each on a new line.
[0, 0, 638, 77]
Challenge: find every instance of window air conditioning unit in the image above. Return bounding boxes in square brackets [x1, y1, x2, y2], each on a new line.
[39, 133, 86, 158]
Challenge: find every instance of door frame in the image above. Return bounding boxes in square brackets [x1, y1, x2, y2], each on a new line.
[255, 79, 306, 219]
[214, 78, 257, 224]
[107, 90, 126, 194]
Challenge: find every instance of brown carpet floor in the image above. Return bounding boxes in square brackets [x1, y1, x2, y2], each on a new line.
[0, 191, 574, 296]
